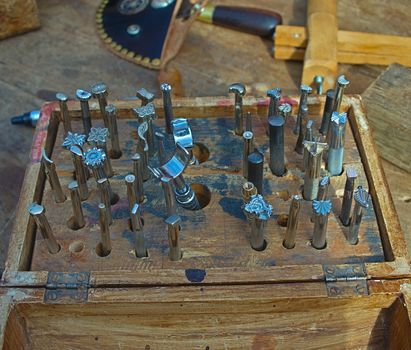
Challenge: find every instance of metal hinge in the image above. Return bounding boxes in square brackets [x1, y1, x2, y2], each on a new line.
[44, 272, 90, 303]
[323, 264, 368, 297]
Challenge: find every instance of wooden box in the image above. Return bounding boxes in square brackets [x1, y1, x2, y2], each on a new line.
[1, 95, 411, 349]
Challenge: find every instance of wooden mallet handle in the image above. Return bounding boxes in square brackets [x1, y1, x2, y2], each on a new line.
[301, 0, 338, 92]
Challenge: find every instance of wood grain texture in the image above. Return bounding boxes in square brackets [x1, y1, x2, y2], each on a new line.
[1, 287, 410, 349]
[347, 96, 407, 260]
[301, 0, 338, 90]
[275, 26, 411, 67]
[362, 64, 411, 173]
[0, 0, 40, 40]
[2, 95, 408, 287]
[275, 43, 411, 67]
[381, 160, 411, 249]
[2, 0, 411, 273]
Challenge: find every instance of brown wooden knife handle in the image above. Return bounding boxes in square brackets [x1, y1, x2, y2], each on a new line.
[199, 5, 282, 38]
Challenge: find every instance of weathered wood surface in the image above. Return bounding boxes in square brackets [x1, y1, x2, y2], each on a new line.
[0, 0, 40, 40]
[1, 0, 411, 272]
[362, 64, 411, 173]
[275, 26, 411, 67]
[4, 96, 408, 287]
[29, 100, 385, 272]
[1, 286, 410, 350]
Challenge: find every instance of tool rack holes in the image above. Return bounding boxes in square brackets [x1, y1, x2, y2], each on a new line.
[69, 240, 84, 253]
[282, 240, 295, 250]
[95, 242, 111, 257]
[190, 183, 211, 210]
[252, 239, 268, 252]
[277, 214, 289, 227]
[331, 165, 345, 177]
[192, 142, 210, 164]
[277, 190, 291, 201]
[67, 217, 85, 231]
[110, 192, 120, 205]
[108, 149, 123, 159]
[310, 239, 327, 250]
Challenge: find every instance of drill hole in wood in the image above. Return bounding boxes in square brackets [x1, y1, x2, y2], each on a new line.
[95, 242, 111, 257]
[190, 183, 211, 210]
[66, 217, 85, 231]
[252, 239, 268, 252]
[192, 142, 210, 164]
[277, 214, 289, 227]
[277, 190, 291, 201]
[111, 192, 120, 205]
[69, 240, 84, 253]
[108, 149, 123, 159]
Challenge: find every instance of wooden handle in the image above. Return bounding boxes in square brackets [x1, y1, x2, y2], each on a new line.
[198, 5, 282, 38]
[274, 25, 411, 67]
[301, 0, 338, 91]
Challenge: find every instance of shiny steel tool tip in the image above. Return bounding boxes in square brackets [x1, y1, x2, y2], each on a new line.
[303, 141, 328, 200]
[268, 115, 285, 176]
[88, 127, 113, 177]
[312, 200, 332, 249]
[136, 87, 155, 106]
[331, 75, 350, 114]
[319, 89, 335, 135]
[294, 84, 312, 135]
[83, 147, 107, 180]
[229, 82, 246, 135]
[283, 195, 301, 249]
[244, 194, 272, 251]
[327, 112, 347, 176]
[29, 203, 60, 254]
[69, 145, 89, 201]
[161, 83, 174, 134]
[279, 103, 292, 119]
[267, 88, 282, 117]
[41, 149, 66, 203]
[133, 102, 157, 155]
[68, 181, 85, 229]
[91, 82, 109, 128]
[62, 132, 86, 150]
[340, 167, 358, 226]
[347, 186, 370, 245]
[166, 214, 182, 261]
[317, 176, 330, 200]
[295, 105, 308, 154]
[76, 89, 93, 136]
[131, 153, 145, 203]
[98, 203, 112, 256]
[105, 104, 122, 158]
[56, 92, 71, 133]
[150, 143, 199, 210]
[247, 151, 264, 194]
[131, 203, 147, 258]
[242, 182, 257, 204]
[243, 131, 254, 178]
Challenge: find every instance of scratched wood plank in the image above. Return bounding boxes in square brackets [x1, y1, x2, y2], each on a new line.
[29, 96, 384, 272]
[3, 288, 410, 350]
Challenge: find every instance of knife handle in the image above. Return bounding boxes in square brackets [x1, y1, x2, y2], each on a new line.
[198, 5, 282, 38]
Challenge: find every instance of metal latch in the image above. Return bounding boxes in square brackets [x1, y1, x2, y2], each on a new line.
[44, 272, 90, 303]
[323, 264, 368, 297]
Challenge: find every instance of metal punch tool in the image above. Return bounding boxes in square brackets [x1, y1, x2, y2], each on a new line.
[150, 143, 200, 210]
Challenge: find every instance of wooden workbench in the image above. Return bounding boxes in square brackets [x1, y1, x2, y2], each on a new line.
[0, 0, 410, 270]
